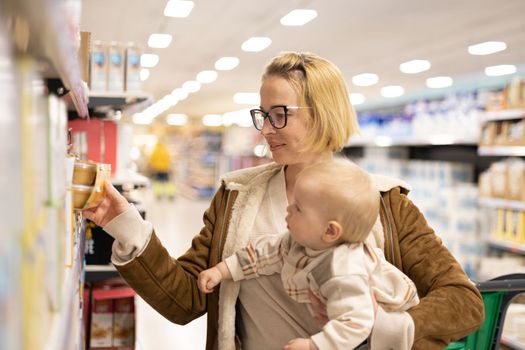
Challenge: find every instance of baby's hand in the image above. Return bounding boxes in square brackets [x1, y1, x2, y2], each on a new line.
[198, 267, 223, 293]
[283, 338, 317, 350]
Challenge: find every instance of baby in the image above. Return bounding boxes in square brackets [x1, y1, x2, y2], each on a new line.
[198, 159, 419, 350]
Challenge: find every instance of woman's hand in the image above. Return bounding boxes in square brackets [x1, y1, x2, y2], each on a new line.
[308, 291, 328, 328]
[82, 180, 130, 227]
[197, 267, 223, 293]
[284, 338, 317, 350]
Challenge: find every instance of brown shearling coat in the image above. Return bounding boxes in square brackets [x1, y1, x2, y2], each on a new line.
[115, 163, 484, 350]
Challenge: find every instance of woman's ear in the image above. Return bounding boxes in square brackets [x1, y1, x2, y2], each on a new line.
[323, 221, 342, 243]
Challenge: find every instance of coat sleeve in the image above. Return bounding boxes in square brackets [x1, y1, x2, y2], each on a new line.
[387, 188, 484, 349]
[113, 184, 229, 325]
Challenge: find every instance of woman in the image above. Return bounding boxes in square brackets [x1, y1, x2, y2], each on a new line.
[84, 52, 483, 350]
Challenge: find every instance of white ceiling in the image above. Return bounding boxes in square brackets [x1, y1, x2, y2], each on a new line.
[81, 0, 525, 118]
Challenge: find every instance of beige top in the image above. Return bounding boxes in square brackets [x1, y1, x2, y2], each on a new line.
[236, 168, 321, 350]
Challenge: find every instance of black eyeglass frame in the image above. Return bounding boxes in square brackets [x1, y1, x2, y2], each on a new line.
[249, 105, 311, 131]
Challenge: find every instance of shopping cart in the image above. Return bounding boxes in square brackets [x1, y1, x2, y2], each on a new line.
[445, 273, 525, 350]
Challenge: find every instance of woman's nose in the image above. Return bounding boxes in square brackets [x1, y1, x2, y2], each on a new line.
[260, 117, 275, 135]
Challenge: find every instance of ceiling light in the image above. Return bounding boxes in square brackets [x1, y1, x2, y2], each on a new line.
[166, 114, 188, 126]
[233, 92, 259, 105]
[196, 70, 218, 83]
[164, 0, 194, 18]
[140, 54, 159, 68]
[352, 73, 379, 87]
[148, 34, 172, 49]
[161, 94, 178, 107]
[133, 113, 153, 125]
[171, 88, 188, 100]
[380, 85, 405, 98]
[241, 37, 272, 52]
[349, 93, 366, 105]
[399, 59, 431, 74]
[484, 64, 517, 77]
[182, 80, 201, 93]
[140, 68, 150, 81]
[426, 76, 453, 89]
[202, 114, 222, 127]
[222, 109, 253, 127]
[468, 41, 507, 56]
[215, 57, 239, 71]
[280, 9, 317, 26]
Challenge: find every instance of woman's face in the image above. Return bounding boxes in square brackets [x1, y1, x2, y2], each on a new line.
[259, 75, 312, 165]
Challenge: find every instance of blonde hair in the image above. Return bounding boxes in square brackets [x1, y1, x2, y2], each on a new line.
[263, 52, 359, 153]
[297, 158, 379, 243]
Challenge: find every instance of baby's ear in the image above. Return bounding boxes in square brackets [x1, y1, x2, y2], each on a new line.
[323, 221, 342, 243]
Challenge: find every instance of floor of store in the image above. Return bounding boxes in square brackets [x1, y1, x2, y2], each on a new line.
[134, 192, 209, 350]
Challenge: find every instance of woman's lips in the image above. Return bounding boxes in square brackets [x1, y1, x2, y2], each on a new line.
[269, 143, 285, 151]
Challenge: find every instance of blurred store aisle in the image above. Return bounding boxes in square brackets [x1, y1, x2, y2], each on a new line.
[134, 191, 210, 350]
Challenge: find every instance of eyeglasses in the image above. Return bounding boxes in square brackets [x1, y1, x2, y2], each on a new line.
[250, 105, 311, 131]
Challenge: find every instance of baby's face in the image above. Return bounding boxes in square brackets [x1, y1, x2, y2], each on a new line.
[285, 178, 328, 250]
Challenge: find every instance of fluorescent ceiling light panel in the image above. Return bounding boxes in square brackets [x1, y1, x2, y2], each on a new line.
[468, 41, 507, 56]
[140, 68, 150, 81]
[182, 80, 201, 93]
[132, 113, 153, 125]
[349, 93, 366, 105]
[202, 114, 222, 127]
[241, 37, 272, 52]
[140, 54, 159, 68]
[166, 114, 188, 126]
[352, 73, 378, 87]
[484, 64, 517, 76]
[426, 76, 453, 89]
[399, 59, 431, 74]
[196, 70, 218, 83]
[215, 57, 239, 71]
[164, 0, 194, 18]
[233, 92, 259, 105]
[280, 9, 317, 26]
[148, 34, 172, 48]
[380, 85, 405, 98]
[171, 88, 189, 100]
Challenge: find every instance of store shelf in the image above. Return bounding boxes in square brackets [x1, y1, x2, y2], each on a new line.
[488, 239, 525, 256]
[85, 264, 120, 282]
[478, 146, 525, 156]
[346, 134, 478, 147]
[501, 336, 525, 350]
[480, 109, 525, 123]
[3, 0, 89, 117]
[88, 91, 152, 109]
[479, 198, 525, 211]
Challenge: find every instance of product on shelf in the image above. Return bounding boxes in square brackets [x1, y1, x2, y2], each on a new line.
[90, 41, 108, 92]
[107, 42, 125, 92]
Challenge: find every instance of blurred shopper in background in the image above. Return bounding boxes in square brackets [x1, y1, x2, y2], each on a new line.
[148, 139, 175, 200]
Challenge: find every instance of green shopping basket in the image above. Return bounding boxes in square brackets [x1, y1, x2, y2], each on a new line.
[445, 273, 525, 350]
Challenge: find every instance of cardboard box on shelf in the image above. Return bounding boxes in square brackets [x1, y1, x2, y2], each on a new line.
[90, 298, 113, 348]
[113, 298, 135, 347]
[79, 31, 91, 85]
[490, 162, 508, 199]
[480, 121, 497, 146]
[107, 42, 125, 92]
[507, 159, 525, 201]
[90, 41, 108, 92]
[478, 170, 492, 198]
[493, 121, 510, 146]
[503, 118, 525, 146]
